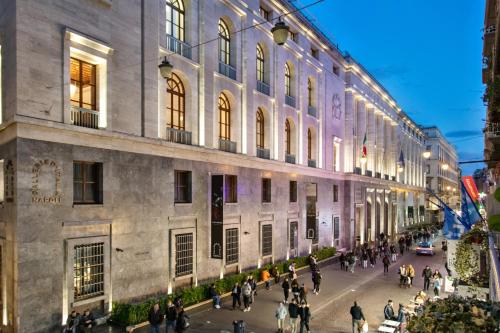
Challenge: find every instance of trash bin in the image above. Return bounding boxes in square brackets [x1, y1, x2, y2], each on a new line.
[233, 320, 246, 333]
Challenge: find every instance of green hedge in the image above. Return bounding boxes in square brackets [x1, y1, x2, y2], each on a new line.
[489, 214, 500, 232]
[110, 247, 336, 326]
[495, 187, 500, 203]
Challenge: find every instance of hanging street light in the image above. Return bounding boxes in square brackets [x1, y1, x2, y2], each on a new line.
[271, 18, 290, 45]
[442, 163, 449, 171]
[158, 57, 173, 79]
[422, 150, 431, 159]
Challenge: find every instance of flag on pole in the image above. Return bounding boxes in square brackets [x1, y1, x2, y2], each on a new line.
[398, 150, 405, 168]
[361, 133, 367, 158]
[460, 181, 483, 230]
[443, 205, 465, 240]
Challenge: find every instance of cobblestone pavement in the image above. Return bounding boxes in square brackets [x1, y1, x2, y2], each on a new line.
[97, 238, 447, 333]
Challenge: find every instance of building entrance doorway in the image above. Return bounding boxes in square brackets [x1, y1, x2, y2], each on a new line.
[289, 221, 298, 258]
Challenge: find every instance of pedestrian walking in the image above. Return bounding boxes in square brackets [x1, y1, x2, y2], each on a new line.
[405, 234, 412, 251]
[299, 283, 308, 303]
[299, 302, 311, 333]
[282, 278, 290, 303]
[275, 301, 288, 333]
[433, 275, 442, 297]
[271, 265, 280, 284]
[80, 309, 95, 333]
[350, 301, 365, 333]
[383, 300, 396, 320]
[291, 279, 300, 302]
[398, 237, 405, 255]
[208, 283, 221, 309]
[242, 280, 252, 312]
[165, 300, 177, 333]
[396, 304, 407, 332]
[399, 264, 407, 287]
[442, 240, 448, 259]
[382, 255, 390, 275]
[340, 252, 346, 271]
[348, 252, 356, 273]
[390, 244, 397, 262]
[309, 254, 318, 272]
[312, 269, 322, 294]
[407, 264, 415, 287]
[231, 283, 241, 310]
[288, 299, 300, 333]
[262, 269, 272, 290]
[148, 302, 163, 333]
[422, 265, 432, 291]
[361, 250, 368, 269]
[250, 276, 258, 299]
[369, 250, 376, 268]
[289, 262, 297, 280]
[174, 307, 189, 333]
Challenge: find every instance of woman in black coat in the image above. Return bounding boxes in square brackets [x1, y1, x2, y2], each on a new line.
[175, 307, 189, 333]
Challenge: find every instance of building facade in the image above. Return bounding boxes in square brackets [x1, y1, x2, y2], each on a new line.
[0, 0, 425, 331]
[421, 126, 460, 221]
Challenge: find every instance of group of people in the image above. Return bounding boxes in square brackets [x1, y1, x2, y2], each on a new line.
[398, 264, 416, 288]
[148, 297, 189, 333]
[275, 299, 311, 333]
[64, 309, 95, 333]
[383, 300, 408, 331]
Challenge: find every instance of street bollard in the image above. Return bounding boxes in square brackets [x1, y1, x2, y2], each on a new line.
[233, 320, 246, 333]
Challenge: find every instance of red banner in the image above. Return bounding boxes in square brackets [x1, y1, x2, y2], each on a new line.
[462, 176, 480, 202]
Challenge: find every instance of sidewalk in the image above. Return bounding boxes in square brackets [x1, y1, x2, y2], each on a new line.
[96, 240, 447, 333]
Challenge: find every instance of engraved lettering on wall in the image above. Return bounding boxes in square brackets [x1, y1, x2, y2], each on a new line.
[5, 160, 14, 202]
[32, 159, 62, 204]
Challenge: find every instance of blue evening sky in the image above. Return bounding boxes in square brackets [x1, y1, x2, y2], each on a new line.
[305, 0, 485, 176]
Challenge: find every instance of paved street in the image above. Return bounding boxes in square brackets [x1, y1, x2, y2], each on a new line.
[99, 238, 447, 333]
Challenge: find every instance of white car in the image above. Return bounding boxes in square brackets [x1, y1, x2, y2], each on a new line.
[415, 242, 434, 256]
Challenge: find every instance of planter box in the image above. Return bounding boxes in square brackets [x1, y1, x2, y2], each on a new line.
[456, 284, 489, 301]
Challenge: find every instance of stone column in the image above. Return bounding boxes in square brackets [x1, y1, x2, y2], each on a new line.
[356, 98, 366, 171]
[344, 91, 355, 173]
[366, 106, 376, 173]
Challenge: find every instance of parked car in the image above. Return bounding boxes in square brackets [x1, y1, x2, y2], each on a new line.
[415, 241, 434, 256]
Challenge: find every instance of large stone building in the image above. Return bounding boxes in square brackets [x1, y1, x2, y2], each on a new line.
[0, 0, 425, 331]
[421, 126, 460, 221]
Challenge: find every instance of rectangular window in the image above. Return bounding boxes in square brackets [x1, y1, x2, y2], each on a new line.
[312, 218, 319, 245]
[70, 57, 97, 111]
[262, 224, 273, 256]
[259, 7, 270, 21]
[333, 142, 340, 172]
[289, 180, 297, 203]
[73, 162, 103, 204]
[333, 217, 340, 240]
[333, 184, 339, 202]
[289, 31, 298, 43]
[74, 242, 105, 301]
[311, 48, 319, 59]
[175, 233, 193, 277]
[332, 65, 340, 76]
[174, 170, 192, 203]
[262, 178, 271, 203]
[225, 228, 239, 264]
[225, 175, 237, 203]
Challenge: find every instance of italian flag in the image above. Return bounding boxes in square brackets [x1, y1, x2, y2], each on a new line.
[361, 133, 367, 158]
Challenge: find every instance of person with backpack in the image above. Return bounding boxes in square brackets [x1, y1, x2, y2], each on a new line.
[299, 302, 311, 333]
[148, 302, 163, 333]
[282, 277, 290, 303]
[242, 279, 253, 312]
[275, 301, 288, 333]
[165, 300, 177, 333]
[231, 283, 241, 310]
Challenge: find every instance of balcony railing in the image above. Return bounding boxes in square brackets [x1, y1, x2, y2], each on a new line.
[365, 170, 373, 177]
[485, 122, 500, 138]
[166, 35, 192, 60]
[71, 106, 99, 129]
[166, 127, 192, 145]
[375, 172, 381, 179]
[256, 80, 270, 96]
[308, 159, 316, 168]
[285, 95, 296, 108]
[256, 147, 270, 159]
[354, 167, 362, 175]
[307, 106, 317, 118]
[219, 138, 237, 153]
[218, 62, 236, 80]
[285, 153, 296, 164]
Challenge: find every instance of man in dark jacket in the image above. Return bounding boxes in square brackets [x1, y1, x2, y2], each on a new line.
[231, 283, 242, 310]
[383, 300, 396, 320]
[422, 265, 432, 291]
[165, 300, 177, 333]
[299, 302, 311, 333]
[288, 299, 299, 333]
[382, 255, 390, 275]
[148, 302, 163, 333]
[79, 309, 94, 333]
[312, 270, 322, 294]
[350, 301, 365, 333]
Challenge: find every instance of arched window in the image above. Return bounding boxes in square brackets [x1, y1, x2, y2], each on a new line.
[285, 119, 291, 154]
[285, 63, 291, 96]
[218, 93, 231, 140]
[218, 19, 230, 65]
[167, 73, 185, 130]
[166, 0, 185, 41]
[256, 44, 265, 82]
[307, 128, 312, 160]
[307, 78, 313, 107]
[256, 108, 264, 149]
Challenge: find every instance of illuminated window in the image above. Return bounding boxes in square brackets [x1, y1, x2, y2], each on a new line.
[256, 108, 265, 149]
[225, 175, 237, 203]
[166, 0, 185, 41]
[167, 73, 185, 130]
[285, 119, 291, 154]
[218, 19, 230, 65]
[73, 243, 104, 301]
[70, 58, 97, 111]
[218, 93, 231, 140]
[256, 44, 265, 82]
[285, 63, 291, 96]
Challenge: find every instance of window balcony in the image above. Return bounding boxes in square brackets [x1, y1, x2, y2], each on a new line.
[384, 174, 389, 180]
[70, 106, 99, 129]
[218, 61, 236, 80]
[285, 153, 296, 164]
[256, 80, 270, 96]
[353, 167, 362, 175]
[285, 95, 296, 108]
[307, 105, 317, 118]
[219, 138, 237, 153]
[166, 127, 192, 145]
[166, 35, 192, 60]
[308, 159, 316, 168]
[365, 170, 373, 177]
[391, 176, 396, 181]
[256, 147, 270, 159]
[375, 172, 381, 178]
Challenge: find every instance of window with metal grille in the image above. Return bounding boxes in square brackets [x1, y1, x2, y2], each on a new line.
[174, 170, 192, 203]
[289, 180, 297, 203]
[70, 58, 97, 111]
[175, 233, 193, 277]
[262, 178, 271, 203]
[262, 224, 272, 256]
[333, 184, 339, 202]
[73, 162, 103, 204]
[334, 217, 340, 240]
[225, 228, 239, 264]
[225, 175, 237, 203]
[74, 242, 104, 301]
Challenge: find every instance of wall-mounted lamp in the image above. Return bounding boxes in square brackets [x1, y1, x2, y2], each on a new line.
[244, 231, 250, 235]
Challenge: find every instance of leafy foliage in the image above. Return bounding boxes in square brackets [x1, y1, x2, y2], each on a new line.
[453, 226, 489, 288]
[488, 214, 500, 232]
[110, 247, 336, 326]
